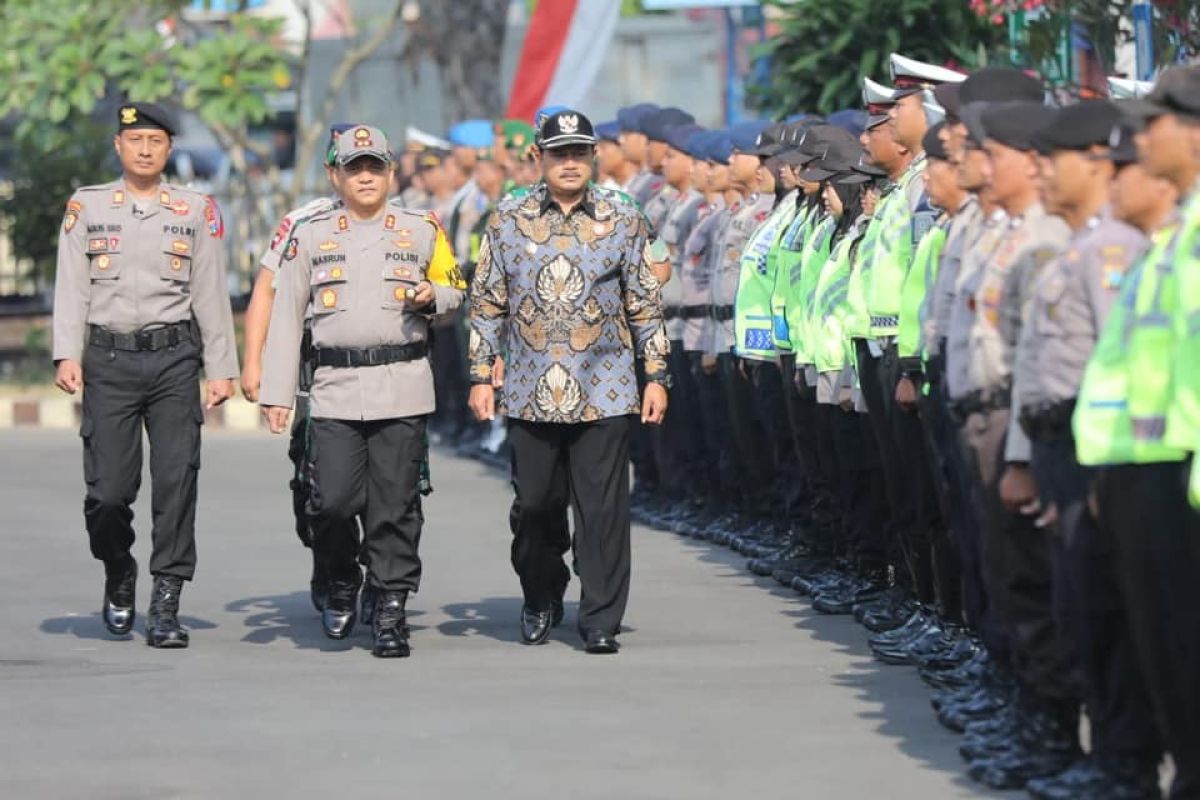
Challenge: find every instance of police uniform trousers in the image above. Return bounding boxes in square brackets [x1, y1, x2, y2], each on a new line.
[823, 403, 888, 566]
[651, 340, 704, 503]
[960, 407, 1074, 700]
[1098, 460, 1200, 797]
[307, 416, 426, 593]
[689, 352, 739, 513]
[854, 340, 918, 582]
[508, 415, 633, 636]
[80, 335, 203, 579]
[429, 320, 468, 440]
[719, 352, 771, 514]
[746, 358, 799, 528]
[1032, 434, 1159, 770]
[780, 353, 824, 529]
[629, 359, 660, 499]
[916, 372, 965, 622]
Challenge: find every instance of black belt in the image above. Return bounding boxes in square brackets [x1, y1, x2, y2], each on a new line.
[1019, 398, 1077, 442]
[313, 342, 428, 368]
[663, 307, 680, 321]
[88, 321, 193, 351]
[713, 305, 734, 322]
[680, 305, 709, 320]
[947, 387, 1011, 425]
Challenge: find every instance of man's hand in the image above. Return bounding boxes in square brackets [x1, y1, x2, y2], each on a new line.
[642, 382, 668, 425]
[205, 379, 235, 410]
[55, 359, 83, 394]
[895, 376, 919, 412]
[263, 405, 291, 434]
[700, 354, 718, 375]
[838, 385, 854, 412]
[492, 356, 506, 389]
[240, 360, 262, 402]
[469, 384, 496, 421]
[1000, 463, 1041, 516]
[408, 281, 435, 311]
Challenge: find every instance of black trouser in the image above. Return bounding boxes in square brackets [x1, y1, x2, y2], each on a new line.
[854, 340, 916, 581]
[917, 376, 964, 621]
[1032, 436, 1159, 768]
[652, 340, 703, 503]
[629, 359, 659, 497]
[429, 321, 469, 439]
[688, 352, 738, 512]
[962, 408, 1073, 699]
[719, 352, 770, 514]
[746, 359, 796, 526]
[1099, 461, 1200, 796]
[80, 338, 203, 580]
[307, 416, 426, 592]
[508, 416, 633, 636]
[779, 354, 820, 528]
[822, 404, 887, 565]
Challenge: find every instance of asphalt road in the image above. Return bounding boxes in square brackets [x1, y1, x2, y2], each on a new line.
[0, 428, 1000, 799]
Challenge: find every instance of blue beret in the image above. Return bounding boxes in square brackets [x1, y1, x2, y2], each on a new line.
[643, 107, 696, 142]
[708, 130, 734, 164]
[448, 119, 494, 148]
[533, 104, 569, 135]
[594, 120, 620, 143]
[665, 123, 703, 153]
[729, 120, 771, 153]
[683, 128, 712, 160]
[826, 109, 867, 138]
[617, 103, 661, 133]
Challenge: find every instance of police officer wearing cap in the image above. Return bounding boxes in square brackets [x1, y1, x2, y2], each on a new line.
[467, 109, 670, 654]
[53, 102, 238, 648]
[259, 125, 466, 658]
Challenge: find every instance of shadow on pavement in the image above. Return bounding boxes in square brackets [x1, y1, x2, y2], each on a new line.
[438, 595, 581, 645]
[647, 527, 1002, 798]
[40, 613, 216, 641]
[224, 591, 428, 652]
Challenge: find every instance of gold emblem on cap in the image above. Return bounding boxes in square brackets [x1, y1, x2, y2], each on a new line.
[355, 127, 371, 141]
[120, 107, 138, 125]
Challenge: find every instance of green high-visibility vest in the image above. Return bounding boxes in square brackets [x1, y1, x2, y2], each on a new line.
[734, 201, 797, 360]
[864, 160, 924, 338]
[1165, 200, 1200, 452]
[1074, 225, 1187, 465]
[897, 222, 947, 359]
[812, 229, 857, 373]
[792, 215, 835, 365]
[771, 204, 815, 351]
[846, 195, 895, 341]
[1191, 449, 1200, 508]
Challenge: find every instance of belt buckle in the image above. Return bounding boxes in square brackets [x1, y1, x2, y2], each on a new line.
[134, 330, 154, 350]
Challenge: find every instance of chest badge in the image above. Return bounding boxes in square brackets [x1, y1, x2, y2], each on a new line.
[320, 288, 338, 309]
[170, 256, 184, 271]
[88, 237, 108, 252]
[318, 240, 338, 251]
[96, 255, 111, 270]
[171, 240, 190, 254]
[330, 267, 343, 279]
[336, 216, 349, 233]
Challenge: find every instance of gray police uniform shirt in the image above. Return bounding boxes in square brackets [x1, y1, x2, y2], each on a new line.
[259, 208, 464, 420]
[712, 192, 774, 353]
[643, 183, 681, 235]
[467, 183, 670, 423]
[925, 196, 981, 358]
[660, 188, 706, 341]
[944, 207, 1009, 401]
[628, 169, 667, 209]
[53, 179, 238, 378]
[682, 198, 728, 353]
[1013, 207, 1146, 411]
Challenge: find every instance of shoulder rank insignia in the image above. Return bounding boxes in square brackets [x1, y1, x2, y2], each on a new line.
[112, 190, 125, 207]
[336, 215, 349, 233]
[159, 191, 171, 207]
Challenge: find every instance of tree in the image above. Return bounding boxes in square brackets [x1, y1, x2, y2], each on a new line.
[751, 0, 1006, 116]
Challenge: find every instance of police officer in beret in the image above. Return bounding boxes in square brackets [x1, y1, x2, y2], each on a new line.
[259, 125, 466, 659]
[53, 101, 239, 648]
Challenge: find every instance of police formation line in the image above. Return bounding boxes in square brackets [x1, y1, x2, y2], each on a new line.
[51, 57, 1200, 799]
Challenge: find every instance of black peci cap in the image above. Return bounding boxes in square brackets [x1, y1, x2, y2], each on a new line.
[118, 102, 176, 137]
[1033, 100, 1123, 154]
[539, 109, 597, 149]
[959, 67, 1045, 106]
[979, 101, 1055, 151]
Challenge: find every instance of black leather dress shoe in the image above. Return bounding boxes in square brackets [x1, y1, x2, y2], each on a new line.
[145, 575, 189, 649]
[372, 591, 410, 658]
[520, 601, 564, 645]
[360, 580, 379, 626]
[321, 579, 359, 640]
[583, 630, 619, 654]
[103, 556, 137, 636]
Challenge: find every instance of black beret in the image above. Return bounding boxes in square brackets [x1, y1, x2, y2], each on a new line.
[959, 67, 1044, 106]
[979, 101, 1055, 151]
[923, 122, 950, 161]
[1033, 100, 1122, 154]
[1097, 118, 1139, 166]
[1132, 65, 1200, 120]
[642, 107, 696, 142]
[117, 102, 176, 137]
[933, 83, 962, 122]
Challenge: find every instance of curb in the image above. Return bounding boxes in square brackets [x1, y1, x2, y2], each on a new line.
[0, 396, 268, 432]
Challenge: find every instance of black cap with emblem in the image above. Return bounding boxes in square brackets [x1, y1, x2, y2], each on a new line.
[1033, 100, 1123, 154]
[979, 101, 1055, 152]
[117, 102, 176, 137]
[539, 109, 597, 149]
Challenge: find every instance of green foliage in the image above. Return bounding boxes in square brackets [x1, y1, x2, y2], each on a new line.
[0, 119, 115, 287]
[752, 0, 1006, 116]
[0, 1, 290, 138]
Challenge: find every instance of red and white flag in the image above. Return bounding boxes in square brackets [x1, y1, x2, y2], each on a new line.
[505, 0, 620, 122]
